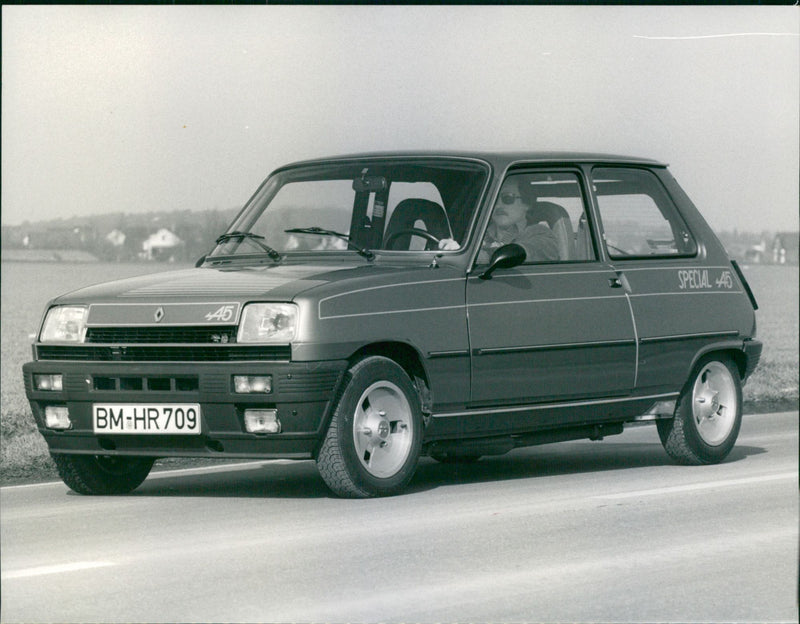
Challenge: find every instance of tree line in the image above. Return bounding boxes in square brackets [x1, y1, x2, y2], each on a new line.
[1, 208, 240, 262]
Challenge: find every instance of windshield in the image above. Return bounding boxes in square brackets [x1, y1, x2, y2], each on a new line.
[208, 158, 489, 260]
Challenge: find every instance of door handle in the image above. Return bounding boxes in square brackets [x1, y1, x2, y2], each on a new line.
[609, 272, 631, 292]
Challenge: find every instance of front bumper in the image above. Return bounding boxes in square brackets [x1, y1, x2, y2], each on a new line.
[22, 359, 347, 459]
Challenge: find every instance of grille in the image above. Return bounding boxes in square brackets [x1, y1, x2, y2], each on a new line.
[37, 345, 291, 362]
[86, 326, 238, 344]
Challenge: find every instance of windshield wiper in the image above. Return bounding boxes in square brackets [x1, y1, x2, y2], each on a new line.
[284, 227, 375, 261]
[215, 231, 282, 262]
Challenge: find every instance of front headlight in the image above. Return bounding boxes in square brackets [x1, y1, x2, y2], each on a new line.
[40, 306, 88, 343]
[237, 303, 298, 343]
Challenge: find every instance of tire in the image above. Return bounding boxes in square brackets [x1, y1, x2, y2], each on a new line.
[657, 356, 742, 465]
[51, 453, 155, 495]
[316, 356, 423, 498]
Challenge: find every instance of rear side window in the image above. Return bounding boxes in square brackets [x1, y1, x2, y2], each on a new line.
[592, 167, 697, 259]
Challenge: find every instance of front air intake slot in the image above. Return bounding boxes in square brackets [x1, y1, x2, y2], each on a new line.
[92, 376, 200, 392]
[86, 326, 238, 344]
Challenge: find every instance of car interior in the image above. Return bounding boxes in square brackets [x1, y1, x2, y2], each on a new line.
[383, 198, 453, 251]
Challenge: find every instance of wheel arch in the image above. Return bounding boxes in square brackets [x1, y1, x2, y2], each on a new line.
[313, 340, 433, 457]
[686, 342, 748, 382]
[348, 342, 432, 407]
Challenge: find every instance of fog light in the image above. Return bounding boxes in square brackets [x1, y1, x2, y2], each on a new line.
[233, 375, 272, 394]
[35, 374, 63, 391]
[45, 406, 71, 430]
[244, 409, 280, 434]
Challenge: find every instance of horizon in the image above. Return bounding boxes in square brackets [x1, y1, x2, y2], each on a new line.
[2, 204, 794, 242]
[2, 6, 798, 232]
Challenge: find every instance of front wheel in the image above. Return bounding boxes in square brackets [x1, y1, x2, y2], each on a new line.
[316, 356, 423, 498]
[657, 356, 742, 465]
[51, 454, 155, 495]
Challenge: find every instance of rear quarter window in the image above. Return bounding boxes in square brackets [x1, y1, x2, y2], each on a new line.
[592, 167, 697, 259]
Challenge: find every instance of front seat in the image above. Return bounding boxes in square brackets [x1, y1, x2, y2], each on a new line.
[383, 199, 452, 250]
[527, 201, 575, 261]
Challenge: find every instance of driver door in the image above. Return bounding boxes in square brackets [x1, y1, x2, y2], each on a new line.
[466, 170, 637, 408]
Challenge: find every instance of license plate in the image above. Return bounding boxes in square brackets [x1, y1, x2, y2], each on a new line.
[93, 404, 201, 435]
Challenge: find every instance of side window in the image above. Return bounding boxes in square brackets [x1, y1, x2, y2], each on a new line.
[592, 167, 697, 259]
[480, 172, 596, 264]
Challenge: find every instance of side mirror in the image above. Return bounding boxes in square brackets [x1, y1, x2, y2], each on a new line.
[479, 243, 526, 280]
[194, 254, 207, 268]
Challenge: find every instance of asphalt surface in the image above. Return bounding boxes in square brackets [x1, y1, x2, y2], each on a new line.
[1, 411, 797, 623]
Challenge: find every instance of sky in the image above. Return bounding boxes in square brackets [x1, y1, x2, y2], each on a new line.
[2, 5, 798, 233]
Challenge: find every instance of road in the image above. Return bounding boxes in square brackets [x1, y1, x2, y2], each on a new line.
[1, 411, 797, 623]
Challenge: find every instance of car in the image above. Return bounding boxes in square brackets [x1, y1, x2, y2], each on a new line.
[23, 151, 762, 497]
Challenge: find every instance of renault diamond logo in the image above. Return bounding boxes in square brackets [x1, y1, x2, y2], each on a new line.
[154, 306, 165, 323]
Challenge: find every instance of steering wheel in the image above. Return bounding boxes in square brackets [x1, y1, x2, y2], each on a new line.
[384, 228, 441, 250]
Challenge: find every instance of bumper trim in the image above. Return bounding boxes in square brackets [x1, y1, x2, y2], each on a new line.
[40, 430, 318, 459]
[742, 339, 763, 380]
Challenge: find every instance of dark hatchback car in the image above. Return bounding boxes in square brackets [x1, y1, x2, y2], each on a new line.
[23, 152, 761, 497]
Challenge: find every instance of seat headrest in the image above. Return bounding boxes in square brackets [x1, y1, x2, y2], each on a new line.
[388, 199, 450, 232]
[527, 201, 570, 229]
[527, 201, 575, 261]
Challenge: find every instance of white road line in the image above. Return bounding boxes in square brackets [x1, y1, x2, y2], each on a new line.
[0, 480, 65, 491]
[594, 472, 796, 500]
[0, 460, 289, 491]
[147, 460, 281, 479]
[2, 561, 115, 580]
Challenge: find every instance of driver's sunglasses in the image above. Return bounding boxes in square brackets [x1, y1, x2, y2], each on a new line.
[500, 192, 523, 205]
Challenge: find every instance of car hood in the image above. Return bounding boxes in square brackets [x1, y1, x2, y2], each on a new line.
[52, 263, 362, 304]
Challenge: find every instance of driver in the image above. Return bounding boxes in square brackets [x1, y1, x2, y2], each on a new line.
[439, 178, 559, 263]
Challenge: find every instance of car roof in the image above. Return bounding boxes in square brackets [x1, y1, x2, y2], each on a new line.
[274, 151, 668, 171]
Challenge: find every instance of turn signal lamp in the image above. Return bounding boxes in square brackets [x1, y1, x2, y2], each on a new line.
[35, 374, 63, 391]
[233, 375, 272, 394]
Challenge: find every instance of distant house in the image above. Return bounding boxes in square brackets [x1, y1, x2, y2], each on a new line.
[106, 229, 126, 247]
[771, 232, 799, 265]
[141, 228, 182, 261]
[744, 241, 767, 264]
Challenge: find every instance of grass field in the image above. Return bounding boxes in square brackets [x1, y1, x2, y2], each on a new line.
[1, 260, 797, 484]
[735, 264, 799, 409]
[1, 261, 195, 482]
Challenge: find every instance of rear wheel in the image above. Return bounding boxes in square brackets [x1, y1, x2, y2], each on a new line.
[51, 454, 154, 495]
[657, 356, 742, 465]
[316, 356, 422, 498]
